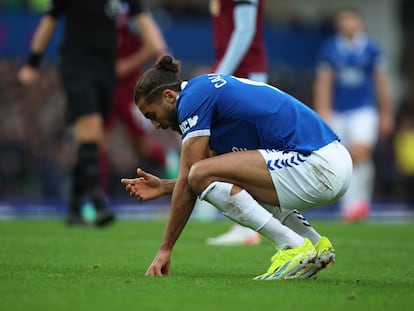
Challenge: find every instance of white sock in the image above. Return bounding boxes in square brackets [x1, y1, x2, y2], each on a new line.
[230, 224, 257, 235]
[258, 218, 304, 248]
[200, 182, 304, 248]
[262, 205, 321, 244]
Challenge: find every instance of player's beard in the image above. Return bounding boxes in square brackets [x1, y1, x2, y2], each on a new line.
[165, 110, 180, 133]
[170, 119, 180, 133]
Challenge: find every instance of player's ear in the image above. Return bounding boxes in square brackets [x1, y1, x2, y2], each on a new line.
[163, 89, 176, 103]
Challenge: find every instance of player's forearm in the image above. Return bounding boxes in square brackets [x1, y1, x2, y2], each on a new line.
[374, 69, 394, 115]
[159, 177, 196, 251]
[374, 69, 395, 139]
[314, 86, 332, 121]
[158, 136, 209, 251]
[30, 15, 57, 55]
[313, 69, 334, 123]
[160, 179, 176, 195]
[117, 47, 155, 77]
[135, 13, 167, 57]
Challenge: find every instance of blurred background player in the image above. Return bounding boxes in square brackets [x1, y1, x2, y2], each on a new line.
[313, 8, 395, 222]
[18, 0, 165, 226]
[100, 2, 168, 194]
[204, 0, 268, 246]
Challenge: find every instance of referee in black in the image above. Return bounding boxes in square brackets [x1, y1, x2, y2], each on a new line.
[18, 0, 166, 226]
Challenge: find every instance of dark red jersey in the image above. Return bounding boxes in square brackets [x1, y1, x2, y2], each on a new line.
[210, 0, 267, 77]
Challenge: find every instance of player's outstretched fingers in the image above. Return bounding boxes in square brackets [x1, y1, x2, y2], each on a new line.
[136, 168, 150, 180]
[121, 178, 135, 186]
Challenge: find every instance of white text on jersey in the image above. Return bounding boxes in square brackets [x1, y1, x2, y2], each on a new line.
[208, 74, 227, 88]
[179, 115, 199, 135]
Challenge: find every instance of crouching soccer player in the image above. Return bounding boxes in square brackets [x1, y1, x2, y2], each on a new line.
[121, 55, 352, 280]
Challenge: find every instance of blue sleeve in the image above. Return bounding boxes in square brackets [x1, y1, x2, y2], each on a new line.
[369, 40, 386, 70]
[178, 92, 215, 142]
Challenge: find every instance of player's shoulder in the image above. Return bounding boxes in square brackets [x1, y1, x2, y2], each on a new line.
[178, 76, 215, 105]
[183, 75, 212, 92]
[177, 76, 219, 116]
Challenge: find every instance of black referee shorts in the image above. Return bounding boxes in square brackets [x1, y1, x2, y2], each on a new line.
[58, 54, 116, 125]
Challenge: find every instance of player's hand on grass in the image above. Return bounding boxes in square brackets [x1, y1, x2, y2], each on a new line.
[145, 249, 171, 276]
[121, 168, 164, 201]
[18, 65, 39, 86]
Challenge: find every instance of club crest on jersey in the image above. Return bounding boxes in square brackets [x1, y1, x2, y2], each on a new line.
[179, 115, 199, 134]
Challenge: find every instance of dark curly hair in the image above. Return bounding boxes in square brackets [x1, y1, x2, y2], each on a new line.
[134, 55, 183, 104]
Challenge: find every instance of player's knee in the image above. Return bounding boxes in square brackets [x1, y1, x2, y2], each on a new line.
[188, 161, 213, 195]
[74, 114, 105, 144]
[348, 144, 372, 164]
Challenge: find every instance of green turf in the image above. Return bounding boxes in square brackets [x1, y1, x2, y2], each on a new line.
[0, 219, 413, 311]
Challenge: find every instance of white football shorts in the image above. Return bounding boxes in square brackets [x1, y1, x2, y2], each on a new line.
[332, 106, 378, 147]
[258, 140, 352, 212]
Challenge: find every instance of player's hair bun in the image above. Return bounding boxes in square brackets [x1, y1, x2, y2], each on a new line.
[155, 55, 180, 74]
[134, 54, 182, 103]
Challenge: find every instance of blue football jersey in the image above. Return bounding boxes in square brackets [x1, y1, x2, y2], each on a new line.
[176, 74, 338, 155]
[317, 33, 385, 112]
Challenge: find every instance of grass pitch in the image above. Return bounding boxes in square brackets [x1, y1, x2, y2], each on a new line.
[0, 219, 413, 311]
